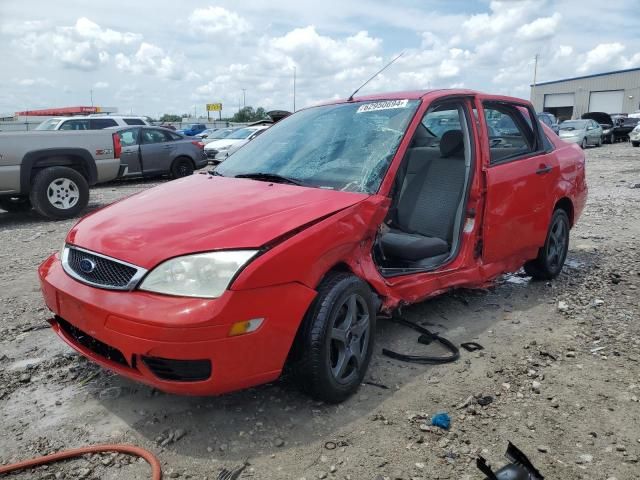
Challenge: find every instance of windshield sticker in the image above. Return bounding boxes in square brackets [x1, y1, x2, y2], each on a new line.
[356, 99, 409, 113]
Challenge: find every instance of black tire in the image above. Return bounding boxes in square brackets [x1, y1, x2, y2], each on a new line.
[632, 141, 640, 147]
[29, 166, 89, 220]
[524, 209, 570, 280]
[580, 137, 587, 149]
[609, 133, 615, 144]
[292, 272, 376, 403]
[170, 157, 195, 179]
[596, 136, 602, 147]
[0, 196, 32, 213]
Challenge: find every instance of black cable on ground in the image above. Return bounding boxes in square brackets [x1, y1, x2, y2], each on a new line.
[381, 316, 460, 364]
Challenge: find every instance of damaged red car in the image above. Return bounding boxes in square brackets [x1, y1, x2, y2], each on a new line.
[39, 90, 587, 403]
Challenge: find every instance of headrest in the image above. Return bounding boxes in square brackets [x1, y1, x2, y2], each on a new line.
[440, 130, 464, 158]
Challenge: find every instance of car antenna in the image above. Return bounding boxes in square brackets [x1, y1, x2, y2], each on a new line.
[347, 51, 404, 102]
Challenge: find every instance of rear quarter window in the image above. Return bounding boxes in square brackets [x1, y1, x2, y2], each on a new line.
[124, 118, 146, 125]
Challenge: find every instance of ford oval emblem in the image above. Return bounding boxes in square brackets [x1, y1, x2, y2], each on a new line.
[79, 258, 96, 274]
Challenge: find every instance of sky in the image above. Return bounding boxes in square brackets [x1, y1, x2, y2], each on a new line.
[1, 0, 639, 119]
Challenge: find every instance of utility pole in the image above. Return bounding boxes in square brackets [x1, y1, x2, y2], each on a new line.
[90, 89, 93, 107]
[194, 104, 197, 119]
[293, 66, 297, 112]
[241, 89, 246, 109]
[531, 53, 539, 103]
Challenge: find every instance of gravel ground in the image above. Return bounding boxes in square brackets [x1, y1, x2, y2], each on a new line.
[1, 143, 639, 480]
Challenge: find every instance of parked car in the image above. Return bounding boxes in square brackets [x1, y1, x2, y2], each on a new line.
[537, 112, 559, 134]
[115, 126, 208, 179]
[39, 90, 587, 402]
[36, 115, 149, 131]
[558, 119, 602, 148]
[630, 124, 640, 147]
[159, 123, 177, 131]
[196, 127, 237, 145]
[0, 129, 123, 218]
[581, 112, 615, 143]
[177, 123, 207, 136]
[204, 125, 269, 163]
[611, 115, 640, 141]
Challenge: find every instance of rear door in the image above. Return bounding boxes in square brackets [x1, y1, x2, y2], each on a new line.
[117, 128, 142, 176]
[479, 98, 559, 264]
[139, 128, 175, 175]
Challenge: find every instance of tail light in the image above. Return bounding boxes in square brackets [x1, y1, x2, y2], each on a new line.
[112, 132, 122, 158]
[191, 141, 205, 149]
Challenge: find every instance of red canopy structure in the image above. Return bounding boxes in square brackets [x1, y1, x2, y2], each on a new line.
[16, 106, 99, 116]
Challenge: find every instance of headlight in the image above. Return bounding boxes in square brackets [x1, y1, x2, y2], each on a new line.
[139, 250, 258, 298]
[217, 144, 232, 151]
[633, 125, 640, 133]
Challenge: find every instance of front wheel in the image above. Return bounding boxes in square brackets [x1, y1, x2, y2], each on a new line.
[632, 141, 640, 147]
[29, 167, 89, 220]
[293, 272, 376, 403]
[524, 209, 570, 280]
[580, 138, 587, 149]
[0, 196, 32, 213]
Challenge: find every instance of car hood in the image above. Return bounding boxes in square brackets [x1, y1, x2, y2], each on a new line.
[582, 112, 612, 126]
[66, 175, 367, 269]
[205, 139, 243, 150]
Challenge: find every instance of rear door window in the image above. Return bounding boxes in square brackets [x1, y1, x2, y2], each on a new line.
[59, 119, 90, 130]
[142, 129, 172, 144]
[90, 118, 118, 129]
[118, 129, 139, 147]
[484, 103, 539, 164]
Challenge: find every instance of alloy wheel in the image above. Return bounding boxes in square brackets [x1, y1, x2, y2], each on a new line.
[546, 214, 568, 270]
[47, 178, 80, 210]
[329, 293, 371, 384]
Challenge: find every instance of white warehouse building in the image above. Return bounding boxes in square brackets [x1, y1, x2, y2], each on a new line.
[530, 67, 640, 121]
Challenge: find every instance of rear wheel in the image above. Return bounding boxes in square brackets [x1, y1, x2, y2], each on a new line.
[580, 138, 587, 149]
[0, 196, 32, 213]
[293, 272, 376, 403]
[170, 157, 195, 179]
[29, 167, 89, 220]
[524, 209, 570, 280]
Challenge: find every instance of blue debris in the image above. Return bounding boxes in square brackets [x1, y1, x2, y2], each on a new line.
[431, 412, 451, 430]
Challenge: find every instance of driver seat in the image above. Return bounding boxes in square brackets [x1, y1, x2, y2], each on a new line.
[381, 129, 467, 266]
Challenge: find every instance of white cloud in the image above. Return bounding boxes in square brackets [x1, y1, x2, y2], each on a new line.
[188, 6, 250, 36]
[517, 13, 561, 40]
[93, 81, 109, 89]
[17, 77, 54, 87]
[578, 42, 626, 73]
[115, 42, 188, 80]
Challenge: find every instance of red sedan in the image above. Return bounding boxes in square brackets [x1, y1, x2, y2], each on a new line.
[39, 90, 587, 403]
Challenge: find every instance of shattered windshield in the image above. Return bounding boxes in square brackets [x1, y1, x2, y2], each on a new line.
[216, 100, 420, 193]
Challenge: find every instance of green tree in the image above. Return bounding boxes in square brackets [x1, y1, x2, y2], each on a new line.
[231, 106, 268, 123]
[159, 114, 182, 123]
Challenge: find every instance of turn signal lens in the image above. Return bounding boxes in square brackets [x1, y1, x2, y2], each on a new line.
[228, 318, 264, 337]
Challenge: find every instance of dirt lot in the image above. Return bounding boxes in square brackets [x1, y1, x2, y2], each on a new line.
[1, 143, 639, 480]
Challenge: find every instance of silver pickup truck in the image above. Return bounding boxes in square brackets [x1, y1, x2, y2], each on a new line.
[0, 130, 123, 219]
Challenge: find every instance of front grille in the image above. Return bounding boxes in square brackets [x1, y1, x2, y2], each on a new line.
[142, 356, 211, 382]
[64, 246, 141, 290]
[56, 316, 129, 367]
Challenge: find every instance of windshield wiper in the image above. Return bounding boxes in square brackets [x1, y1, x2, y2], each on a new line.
[234, 172, 306, 186]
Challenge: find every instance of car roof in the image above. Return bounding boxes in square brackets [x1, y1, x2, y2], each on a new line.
[311, 88, 531, 109]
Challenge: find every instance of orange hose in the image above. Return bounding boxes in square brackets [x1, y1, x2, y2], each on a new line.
[0, 444, 162, 479]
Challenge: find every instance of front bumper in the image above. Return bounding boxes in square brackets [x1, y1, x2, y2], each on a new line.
[38, 253, 316, 395]
[630, 131, 640, 142]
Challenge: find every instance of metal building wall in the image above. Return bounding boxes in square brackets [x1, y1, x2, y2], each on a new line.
[530, 68, 640, 118]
